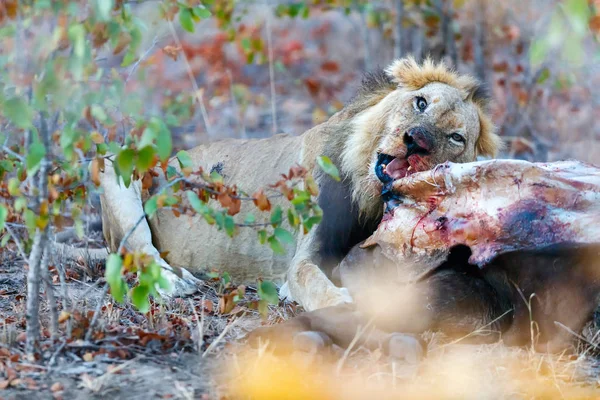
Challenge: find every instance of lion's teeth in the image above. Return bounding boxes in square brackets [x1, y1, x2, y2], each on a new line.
[407, 166, 413, 172]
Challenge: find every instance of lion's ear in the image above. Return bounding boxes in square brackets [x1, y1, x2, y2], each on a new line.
[476, 110, 503, 158]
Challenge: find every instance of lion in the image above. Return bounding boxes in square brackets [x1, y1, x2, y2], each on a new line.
[98, 57, 501, 311]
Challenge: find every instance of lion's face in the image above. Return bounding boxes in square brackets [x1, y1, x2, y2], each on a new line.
[374, 82, 483, 183]
[341, 57, 500, 217]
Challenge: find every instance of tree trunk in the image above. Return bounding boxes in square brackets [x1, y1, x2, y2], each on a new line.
[474, 0, 487, 82]
[25, 112, 51, 360]
[393, 0, 405, 59]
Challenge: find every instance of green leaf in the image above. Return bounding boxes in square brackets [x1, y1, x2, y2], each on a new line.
[274, 227, 294, 244]
[258, 229, 267, 244]
[105, 254, 126, 303]
[224, 215, 235, 237]
[258, 280, 279, 305]
[241, 38, 251, 52]
[187, 191, 204, 213]
[131, 285, 150, 313]
[26, 142, 46, 175]
[3, 97, 33, 129]
[192, 6, 212, 19]
[316, 155, 340, 181]
[1, 233, 10, 247]
[529, 39, 548, 67]
[96, 0, 114, 21]
[0, 204, 7, 233]
[268, 235, 285, 255]
[537, 68, 551, 84]
[303, 215, 322, 232]
[244, 213, 255, 224]
[90, 104, 108, 122]
[179, 8, 195, 32]
[155, 122, 172, 162]
[137, 146, 155, 173]
[176, 150, 193, 169]
[116, 148, 135, 187]
[221, 271, 231, 285]
[258, 299, 268, 317]
[144, 196, 159, 218]
[270, 205, 283, 227]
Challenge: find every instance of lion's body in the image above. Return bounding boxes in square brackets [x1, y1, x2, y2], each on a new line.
[147, 132, 318, 283]
[99, 57, 501, 311]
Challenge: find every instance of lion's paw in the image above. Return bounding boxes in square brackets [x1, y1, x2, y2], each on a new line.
[158, 267, 200, 298]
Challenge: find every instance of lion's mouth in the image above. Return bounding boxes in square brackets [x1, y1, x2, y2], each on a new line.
[375, 153, 421, 184]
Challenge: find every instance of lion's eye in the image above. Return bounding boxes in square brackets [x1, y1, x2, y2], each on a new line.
[415, 97, 428, 112]
[449, 133, 465, 143]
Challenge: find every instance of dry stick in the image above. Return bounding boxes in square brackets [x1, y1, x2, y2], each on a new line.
[226, 69, 246, 138]
[166, 19, 212, 137]
[336, 317, 376, 375]
[56, 260, 73, 338]
[41, 248, 59, 339]
[202, 312, 245, 358]
[266, 12, 278, 134]
[84, 214, 146, 341]
[84, 284, 109, 342]
[188, 297, 204, 352]
[4, 224, 27, 260]
[554, 321, 599, 351]
[124, 35, 159, 84]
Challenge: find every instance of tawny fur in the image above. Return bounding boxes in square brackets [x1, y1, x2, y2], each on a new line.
[98, 57, 502, 311]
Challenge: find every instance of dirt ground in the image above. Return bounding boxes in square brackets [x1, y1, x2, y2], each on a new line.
[3, 236, 600, 400]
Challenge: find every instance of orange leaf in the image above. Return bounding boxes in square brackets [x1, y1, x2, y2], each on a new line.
[227, 198, 241, 216]
[91, 158, 101, 186]
[252, 190, 271, 212]
[162, 45, 181, 61]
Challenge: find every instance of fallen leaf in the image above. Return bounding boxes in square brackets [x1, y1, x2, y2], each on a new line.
[50, 382, 64, 392]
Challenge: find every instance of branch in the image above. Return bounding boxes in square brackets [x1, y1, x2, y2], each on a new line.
[266, 12, 278, 134]
[167, 19, 212, 137]
[124, 35, 160, 84]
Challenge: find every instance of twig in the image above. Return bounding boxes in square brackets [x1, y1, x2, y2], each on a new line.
[167, 19, 212, 137]
[4, 224, 27, 260]
[2, 145, 25, 162]
[48, 339, 67, 368]
[202, 313, 245, 357]
[118, 214, 147, 254]
[124, 35, 160, 84]
[266, 12, 278, 134]
[554, 321, 599, 351]
[56, 260, 72, 338]
[84, 284, 109, 342]
[188, 297, 204, 352]
[336, 317, 375, 375]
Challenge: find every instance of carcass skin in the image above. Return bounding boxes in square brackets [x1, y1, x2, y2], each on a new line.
[367, 159, 600, 276]
[249, 159, 600, 356]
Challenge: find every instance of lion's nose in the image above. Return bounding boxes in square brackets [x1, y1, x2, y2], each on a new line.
[404, 127, 433, 155]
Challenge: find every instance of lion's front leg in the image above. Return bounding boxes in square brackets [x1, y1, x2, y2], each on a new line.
[99, 161, 199, 297]
[284, 259, 353, 312]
